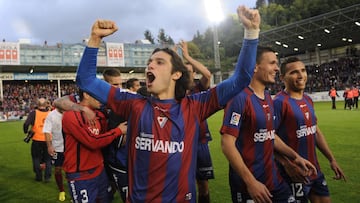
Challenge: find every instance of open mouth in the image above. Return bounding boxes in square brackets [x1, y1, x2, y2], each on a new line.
[147, 72, 155, 83]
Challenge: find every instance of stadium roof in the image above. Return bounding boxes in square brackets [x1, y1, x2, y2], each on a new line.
[258, 3, 360, 57]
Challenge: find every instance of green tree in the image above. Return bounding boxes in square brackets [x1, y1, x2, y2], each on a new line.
[157, 28, 174, 45]
[256, 0, 267, 8]
[144, 30, 155, 44]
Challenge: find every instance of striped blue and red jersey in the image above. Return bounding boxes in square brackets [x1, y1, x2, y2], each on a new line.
[107, 88, 220, 202]
[76, 38, 258, 202]
[221, 87, 283, 193]
[273, 90, 321, 178]
[191, 82, 212, 143]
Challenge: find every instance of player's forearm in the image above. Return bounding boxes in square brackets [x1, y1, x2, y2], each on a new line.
[216, 37, 258, 106]
[274, 135, 298, 160]
[54, 96, 76, 111]
[76, 47, 111, 104]
[87, 35, 102, 48]
[44, 133, 52, 147]
[316, 127, 336, 162]
[221, 134, 257, 185]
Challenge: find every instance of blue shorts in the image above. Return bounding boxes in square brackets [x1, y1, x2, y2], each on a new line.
[108, 165, 128, 202]
[51, 152, 64, 167]
[287, 172, 330, 202]
[196, 143, 214, 180]
[230, 180, 296, 203]
[67, 169, 110, 203]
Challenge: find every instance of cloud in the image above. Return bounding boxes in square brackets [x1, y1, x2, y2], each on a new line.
[0, 0, 255, 44]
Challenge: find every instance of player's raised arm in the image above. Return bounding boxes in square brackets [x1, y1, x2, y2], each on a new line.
[76, 20, 119, 104]
[216, 6, 260, 106]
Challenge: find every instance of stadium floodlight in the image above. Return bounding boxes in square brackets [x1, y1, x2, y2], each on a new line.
[355, 21, 360, 26]
[324, 29, 330, 34]
[282, 44, 288, 48]
[317, 43, 322, 47]
[294, 48, 299, 51]
[342, 38, 347, 41]
[348, 39, 352, 42]
[275, 41, 281, 45]
[204, 0, 224, 24]
[204, 0, 224, 83]
[298, 35, 304, 40]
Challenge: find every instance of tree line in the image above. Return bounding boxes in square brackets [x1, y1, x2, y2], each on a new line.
[143, 0, 358, 72]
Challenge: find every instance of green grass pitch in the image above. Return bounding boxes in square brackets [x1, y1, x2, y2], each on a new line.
[0, 101, 358, 202]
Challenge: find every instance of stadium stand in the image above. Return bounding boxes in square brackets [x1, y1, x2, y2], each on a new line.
[0, 4, 359, 121]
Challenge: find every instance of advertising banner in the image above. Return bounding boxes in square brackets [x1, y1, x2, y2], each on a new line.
[106, 42, 125, 67]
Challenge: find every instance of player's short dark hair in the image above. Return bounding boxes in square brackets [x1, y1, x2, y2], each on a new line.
[280, 57, 301, 75]
[151, 47, 191, 101]
[137, 86, 151, 97]
[103, 68, 121, 80]
[126, 78, 139, 89]
[256, 46, 276, 64]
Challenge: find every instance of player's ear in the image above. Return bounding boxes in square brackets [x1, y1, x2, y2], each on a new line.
[172, 71, 182, 81]
[254, 64, 259, 73]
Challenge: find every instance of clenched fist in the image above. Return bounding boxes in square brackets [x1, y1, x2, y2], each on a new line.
[88, 20, 119, 48]
[237, 6, 260, 31]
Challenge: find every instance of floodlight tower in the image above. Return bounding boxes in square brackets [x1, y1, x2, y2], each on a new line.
[205, 0, 224, 83]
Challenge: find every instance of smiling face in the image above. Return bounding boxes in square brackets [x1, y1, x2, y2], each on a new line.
[281, 60, 307, 93]
[254, 51, 279, 85]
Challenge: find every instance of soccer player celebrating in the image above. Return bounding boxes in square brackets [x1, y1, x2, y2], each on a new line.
[220, 47, 317, 203]
[76, 5, 259, 202]
[274, 57, 346, 202]
[179, 40, 214, 203]
[62, 90, 127, 203]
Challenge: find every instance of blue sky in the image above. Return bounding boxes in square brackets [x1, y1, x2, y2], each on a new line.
[0, 0, 256, 45]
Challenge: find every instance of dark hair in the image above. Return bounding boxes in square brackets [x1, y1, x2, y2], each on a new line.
[151, 48, 191, 100]
[126, 78, 139, 89]
[280, 57, 301, 75]
[78, 89, 85, 101]
[103, 68, 121, 80]
[256, 46, 276, 64]
[137, 86, 151, 97]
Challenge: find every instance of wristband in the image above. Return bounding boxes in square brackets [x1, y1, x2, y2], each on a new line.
[244, 29, 260, 40]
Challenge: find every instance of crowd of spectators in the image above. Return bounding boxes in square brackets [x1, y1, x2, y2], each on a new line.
[0, 56, 359, 120]
[268, 56, 360, 94]
[0, 81, 78, 120]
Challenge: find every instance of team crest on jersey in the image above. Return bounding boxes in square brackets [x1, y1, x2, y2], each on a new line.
[157, 116, 168, 128]
[185, 193, 192, 201]
[305, 112, 309, 120]
[230, 112, 241, 126]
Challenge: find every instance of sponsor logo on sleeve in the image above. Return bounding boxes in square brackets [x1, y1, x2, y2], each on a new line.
[230, 112, 241, 126]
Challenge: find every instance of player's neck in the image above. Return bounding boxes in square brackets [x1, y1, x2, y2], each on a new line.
[284, 88, 303, 99]
[248, 82, 265, 99]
